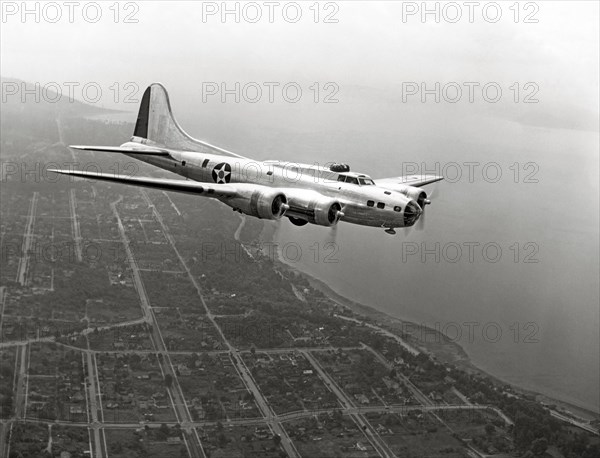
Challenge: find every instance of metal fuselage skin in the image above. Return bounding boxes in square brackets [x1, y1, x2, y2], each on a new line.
[123, 142, 418, 228]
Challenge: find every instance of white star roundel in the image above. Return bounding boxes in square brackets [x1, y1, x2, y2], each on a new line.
[211, 162, 232, 184]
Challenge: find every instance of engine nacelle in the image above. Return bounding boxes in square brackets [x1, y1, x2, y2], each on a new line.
[286, 195, 344, 227]
[229, 188, 288, 220]
[396, 185, 429, 209]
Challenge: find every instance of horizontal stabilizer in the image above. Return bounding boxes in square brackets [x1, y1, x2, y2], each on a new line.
[48, 169, 236, 198]
[377, 175, 444, 188]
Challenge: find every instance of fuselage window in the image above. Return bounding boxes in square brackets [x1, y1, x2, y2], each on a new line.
[202, 159, 210, 168]
[394, 206, 402, 212]
[182, 161, 186, 166]
[384, 191, 391, 195]
[377, 202, 385, 209]
[346, 177, 359, 185]
[367, 200, 374, 207]
[337, 175, 346, 182]
[359, 178, 375, 186]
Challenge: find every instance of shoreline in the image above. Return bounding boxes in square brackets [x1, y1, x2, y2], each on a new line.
[257, 222, 599, 423]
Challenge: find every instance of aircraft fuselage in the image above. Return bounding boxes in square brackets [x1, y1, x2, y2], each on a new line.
[124, 142, 419, 229]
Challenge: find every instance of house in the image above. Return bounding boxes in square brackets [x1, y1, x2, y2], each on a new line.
[354, 394, 369, 405]
[71, 392, 85, 402]
[177, 364, 192, 376]
[355, 442, 367, 451]
[444, 375, 456, 385]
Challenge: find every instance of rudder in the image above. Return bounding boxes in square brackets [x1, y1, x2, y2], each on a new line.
[132, 83, 244, 158]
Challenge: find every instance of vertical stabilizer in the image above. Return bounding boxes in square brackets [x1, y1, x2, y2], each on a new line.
[132, 83, 245, 158]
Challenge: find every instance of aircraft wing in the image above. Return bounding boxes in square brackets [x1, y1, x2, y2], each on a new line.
[376, 174, 444, 189]
[48, 169, 236, 198]
[69, 145, 171, 156]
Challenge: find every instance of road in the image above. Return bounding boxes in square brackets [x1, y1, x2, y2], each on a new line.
[141, 190, 300, 458]
[84, 340, 104, 458]
[13, 344, 29, 419]
[0, 421, 10, 458]
[335, 314, 419, 356]
[113, 194, 205, 458]
[302, 350, 395, 458]
[69, 188, 83, 262]
[16, 192, 38, 286]
[551, 410, 598, 435]
[0, 287, 6, 335]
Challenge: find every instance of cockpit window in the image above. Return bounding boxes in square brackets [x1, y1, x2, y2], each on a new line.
[359, 178, 375, 186]
[338, 174, 370, 185]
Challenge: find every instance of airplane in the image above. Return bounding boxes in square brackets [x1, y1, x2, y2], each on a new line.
[50, 83, 443, 235]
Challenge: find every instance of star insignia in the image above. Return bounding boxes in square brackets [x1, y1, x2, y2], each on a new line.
[212, 162, 232, 184]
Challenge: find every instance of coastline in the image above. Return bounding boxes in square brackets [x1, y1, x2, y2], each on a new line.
[256, 221, 599, 423]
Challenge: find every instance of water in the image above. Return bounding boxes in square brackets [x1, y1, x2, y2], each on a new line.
[178, 86, 599, 413]
[266, 116, 600, 413]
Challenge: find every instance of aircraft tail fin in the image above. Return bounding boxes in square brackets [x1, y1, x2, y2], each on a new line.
[132, 83, 245, 158]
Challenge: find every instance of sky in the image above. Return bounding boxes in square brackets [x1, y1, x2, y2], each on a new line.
[2, 1, 598, 119]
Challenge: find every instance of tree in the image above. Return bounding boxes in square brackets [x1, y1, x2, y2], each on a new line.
[218, 432, 227, 448]
[157, 423, 170, 441]
[531, 437, 548, 456]
[485, 423, 496, 436]
[164, 373, 173, 388]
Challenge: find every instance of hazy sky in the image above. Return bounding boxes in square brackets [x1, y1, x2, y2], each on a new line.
[2, 1, 598, 116]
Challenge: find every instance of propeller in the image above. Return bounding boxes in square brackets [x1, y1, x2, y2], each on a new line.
[328, 204, 345, 243]
[416, 185, 438, 231]
[416, 210, 426, 231]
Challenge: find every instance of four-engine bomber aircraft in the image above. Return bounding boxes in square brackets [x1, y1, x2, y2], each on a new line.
[51, 83, 443, 235]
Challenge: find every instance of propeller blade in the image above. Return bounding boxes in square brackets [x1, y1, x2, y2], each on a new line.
[429, 185, 439, 200]
[416, 209, 426, 231]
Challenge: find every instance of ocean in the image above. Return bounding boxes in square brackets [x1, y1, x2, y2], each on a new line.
[173, 83, 600, 414]
[264, 115, 600, 414]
